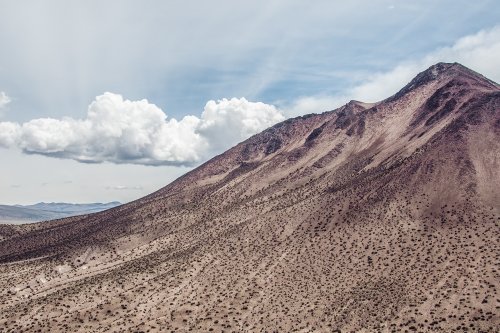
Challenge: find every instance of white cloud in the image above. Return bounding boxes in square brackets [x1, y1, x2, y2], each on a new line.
[0, 93, 284, 166]
[0, 122, 20, 148]
[350, 25, 500, 102]
[198, 98, 284, 152]
[285, 25, 500, 116]
[427, 25, 500, 81]
[284, 95, 347, 118]
[0, 91, 11, 109]
[106, 185, 143, 191]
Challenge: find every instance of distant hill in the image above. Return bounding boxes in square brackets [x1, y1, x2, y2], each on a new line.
[0, 202, 121, 224]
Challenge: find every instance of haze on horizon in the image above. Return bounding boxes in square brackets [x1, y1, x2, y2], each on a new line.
[0, 0, 500, 205]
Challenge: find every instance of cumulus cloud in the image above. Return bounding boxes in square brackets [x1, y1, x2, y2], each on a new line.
[0, 122, 20, 148]
[197, 98, 285, 152]
[285, 25, 500, 116]
[0, 93, 284, 166]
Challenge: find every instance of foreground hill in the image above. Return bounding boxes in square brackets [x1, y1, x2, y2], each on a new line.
[0, 63, 498, 332]
[0, 202, 121, 224]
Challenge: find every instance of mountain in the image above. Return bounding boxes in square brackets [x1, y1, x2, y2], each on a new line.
[0, 202, 121, 224]
[0, 204, 67, 224]
[0, 63, 499, 332]
[19, 201, 122, 215]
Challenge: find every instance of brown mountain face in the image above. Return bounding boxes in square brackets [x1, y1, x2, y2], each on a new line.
[1, 62, 499, 332]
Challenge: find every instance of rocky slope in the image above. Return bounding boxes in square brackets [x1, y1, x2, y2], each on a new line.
[0, 62, 499, 332]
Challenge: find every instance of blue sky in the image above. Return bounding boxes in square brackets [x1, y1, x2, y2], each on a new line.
[0, 0, 499, 204]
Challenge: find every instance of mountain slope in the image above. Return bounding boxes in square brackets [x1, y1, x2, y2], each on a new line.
[0, 63, 499, 332]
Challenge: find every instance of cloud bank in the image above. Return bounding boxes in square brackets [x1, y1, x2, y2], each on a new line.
[285, 25, 500, 117]
[0, 93, 284, 166]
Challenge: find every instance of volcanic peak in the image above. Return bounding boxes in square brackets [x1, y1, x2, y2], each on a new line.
[389, 62, 498, 102]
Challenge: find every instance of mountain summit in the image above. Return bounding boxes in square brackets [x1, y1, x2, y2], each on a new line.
[1, 63, 499, 332]
[390, 62, 498, 101]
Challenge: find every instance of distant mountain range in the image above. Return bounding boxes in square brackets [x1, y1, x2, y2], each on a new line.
[0, 202, 121, 224]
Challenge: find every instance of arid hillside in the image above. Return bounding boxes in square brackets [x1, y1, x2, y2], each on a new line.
[0, 62, 499, 332]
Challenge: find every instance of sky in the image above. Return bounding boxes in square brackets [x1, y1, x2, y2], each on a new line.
[0, 0, 499, 205]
